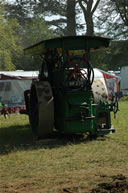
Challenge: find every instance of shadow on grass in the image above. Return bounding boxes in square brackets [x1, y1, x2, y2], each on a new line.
[0, 124, 108, 155]
[0, 124, 33, 155]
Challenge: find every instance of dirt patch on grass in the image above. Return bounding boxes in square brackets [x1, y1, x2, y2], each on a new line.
[91, 174, 128, 193]
[60, 174, 128, 193]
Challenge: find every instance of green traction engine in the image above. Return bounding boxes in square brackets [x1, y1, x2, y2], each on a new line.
[24, 36, 118, 138]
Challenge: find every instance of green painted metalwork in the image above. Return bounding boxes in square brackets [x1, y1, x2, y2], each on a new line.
[24, 36, 116, 137]
[24, 36, 110, 55]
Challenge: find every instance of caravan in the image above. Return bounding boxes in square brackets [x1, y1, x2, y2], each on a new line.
[93, 68, 119, 101]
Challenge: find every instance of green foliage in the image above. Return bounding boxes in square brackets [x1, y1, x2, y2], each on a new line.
[4, 0, 58, 70]
[21, 17, 55, 48]
[90, 40, 128, 70]
[14, 17, 55, 70]
[90, 48, 109, 70]
[119, 96, 128, 101]
[0, 3, 22, 70]
[105, 40, 128, 70]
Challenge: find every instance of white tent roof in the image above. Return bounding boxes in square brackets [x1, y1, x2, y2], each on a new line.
[0, 71, 39, 80]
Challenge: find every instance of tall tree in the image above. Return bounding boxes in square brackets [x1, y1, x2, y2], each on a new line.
[6, 0, 97, 36]
[95, 0, 128, 39]
[112, 0, 128, 26]
[66, 0, 76, 35]
[5, 0, 37, 25]
[78, 0, 100, 35]
[0, 2, 22, 70]
[34, 0, 78, 35]
[34, 0, 67, 35]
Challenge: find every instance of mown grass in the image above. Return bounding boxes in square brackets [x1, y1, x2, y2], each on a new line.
[0, 101, 128, 193]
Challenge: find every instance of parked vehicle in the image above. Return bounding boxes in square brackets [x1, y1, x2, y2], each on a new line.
[93, 69, 119, 100]
[23, 36, 119, 138]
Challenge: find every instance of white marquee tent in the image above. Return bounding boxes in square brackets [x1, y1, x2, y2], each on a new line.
[0, 71, 39, 113]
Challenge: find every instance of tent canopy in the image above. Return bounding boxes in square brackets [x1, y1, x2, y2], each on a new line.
[0, 71, 39, 113]
[0, 71, 39, 80]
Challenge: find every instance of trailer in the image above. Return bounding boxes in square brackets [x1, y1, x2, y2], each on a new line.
[23, 36, 119, 138]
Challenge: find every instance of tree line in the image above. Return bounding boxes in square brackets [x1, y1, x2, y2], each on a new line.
[0, 0, 128, 71]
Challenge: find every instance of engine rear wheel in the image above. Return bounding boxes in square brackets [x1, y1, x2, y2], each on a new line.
[29, 81, 54, 139]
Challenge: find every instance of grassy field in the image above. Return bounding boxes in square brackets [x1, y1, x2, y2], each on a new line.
[0, 101, 128, 193]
